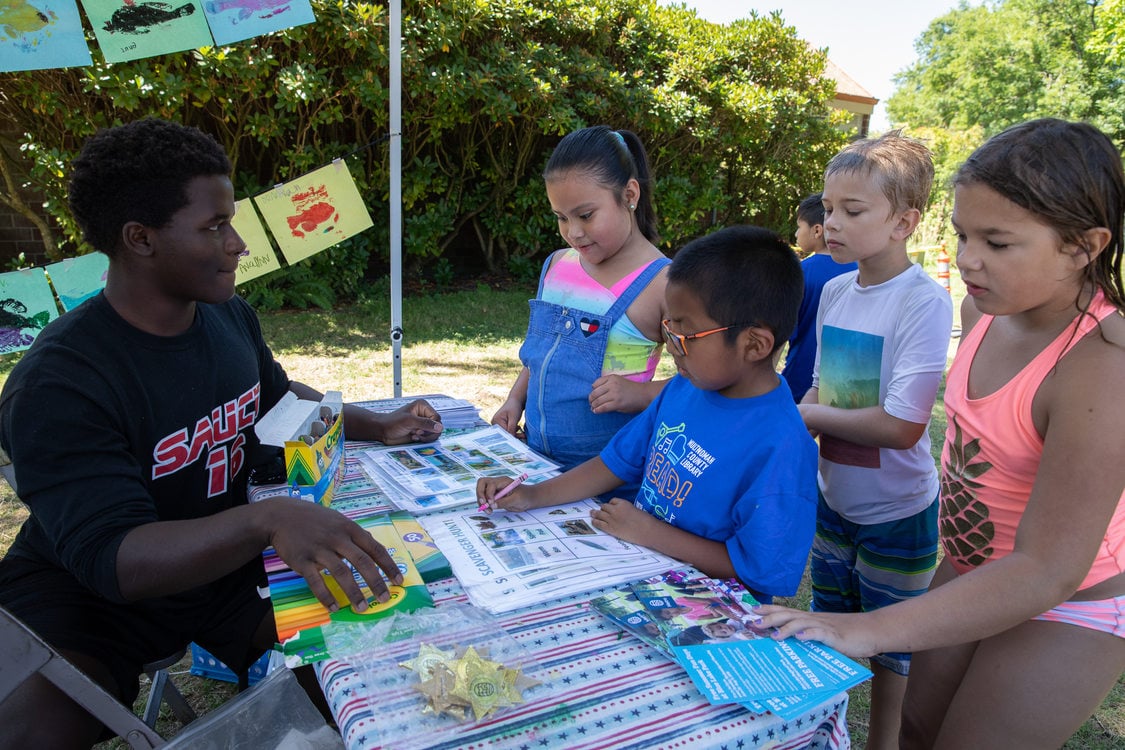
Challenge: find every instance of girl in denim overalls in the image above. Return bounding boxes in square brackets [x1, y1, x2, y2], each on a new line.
[493, 126, 671, 475]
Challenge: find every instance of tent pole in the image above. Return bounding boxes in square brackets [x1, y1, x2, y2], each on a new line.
[389, 0, 403, 397]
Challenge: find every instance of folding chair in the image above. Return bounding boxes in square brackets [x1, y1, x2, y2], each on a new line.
[141, 649, 197, 729]
[1, 606, 344, 749]
[0, 605, 166, 748]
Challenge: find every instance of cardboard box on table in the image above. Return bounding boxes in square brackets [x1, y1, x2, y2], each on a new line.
[255, 391, 345, 506]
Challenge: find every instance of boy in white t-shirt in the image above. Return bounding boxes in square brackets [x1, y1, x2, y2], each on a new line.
[801, 132, 953, 749]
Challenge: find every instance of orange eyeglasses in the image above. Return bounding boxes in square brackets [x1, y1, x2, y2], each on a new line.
[661, 319, 742, 357]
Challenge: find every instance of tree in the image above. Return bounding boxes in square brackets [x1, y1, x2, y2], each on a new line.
[887, 0, 1123, 143]
[0, 0, 848, 306]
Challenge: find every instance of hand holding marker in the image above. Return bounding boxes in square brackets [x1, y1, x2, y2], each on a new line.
[479, 472, 529, 513]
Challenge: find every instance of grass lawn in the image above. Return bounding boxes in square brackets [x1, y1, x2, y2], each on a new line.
[0, 275, 1123, 747]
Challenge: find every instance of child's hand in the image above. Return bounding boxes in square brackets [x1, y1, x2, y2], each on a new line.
[589, 497, 655, 543]
[476, 476, 533, 512]
[752, 605, 878, 658]
[589, 374, 646, 414]
[491, 402, 525, 439]
[796, 403, 821, 439]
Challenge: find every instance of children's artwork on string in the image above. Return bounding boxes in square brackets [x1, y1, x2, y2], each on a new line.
[201, 0, 312, 46]
[253, 161, 374, 265]
[44, 253, 108, 311]
[0, 269, 59, 354]
[232, 198, 281, 284]
[80, 0, 212, 63]
[0, 0, 91, 72]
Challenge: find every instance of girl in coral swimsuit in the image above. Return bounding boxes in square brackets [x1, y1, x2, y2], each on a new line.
[758, 118, 1125, 749]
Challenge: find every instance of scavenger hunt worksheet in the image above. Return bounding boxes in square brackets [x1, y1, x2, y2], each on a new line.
[356, 425, 558, 514]
[419, 499, 678, 612]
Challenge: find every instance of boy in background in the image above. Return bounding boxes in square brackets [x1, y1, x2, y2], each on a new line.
[478, 226, 818, 603]
[801, 133, 952, 749]
[781, 192, 857, 401]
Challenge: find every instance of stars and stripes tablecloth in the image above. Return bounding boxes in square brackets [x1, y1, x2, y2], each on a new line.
[316, 580, 851, 750]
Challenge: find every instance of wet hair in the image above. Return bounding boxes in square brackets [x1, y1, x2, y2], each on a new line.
[69, 117, 231, 256]
[543, 125, 659, 244]
[667, 225, 803, 353]
[797, 192, 825, 227]
[954, 118, 1125, 312]
[824, 130, 934, 218]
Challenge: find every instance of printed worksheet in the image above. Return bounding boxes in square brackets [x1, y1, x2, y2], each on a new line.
[357, 425, 558, 514]
[419, 499, 678, 612]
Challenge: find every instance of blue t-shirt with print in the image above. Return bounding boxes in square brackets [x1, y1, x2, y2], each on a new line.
[600, 375, 818, 597]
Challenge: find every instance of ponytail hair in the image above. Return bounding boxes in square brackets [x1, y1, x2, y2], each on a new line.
[544, 125, 660, 244]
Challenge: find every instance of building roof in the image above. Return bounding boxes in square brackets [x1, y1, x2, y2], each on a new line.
[824, 58, 878, 105]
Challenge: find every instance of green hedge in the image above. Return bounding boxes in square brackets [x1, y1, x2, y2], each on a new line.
[0, 0, 849, 308]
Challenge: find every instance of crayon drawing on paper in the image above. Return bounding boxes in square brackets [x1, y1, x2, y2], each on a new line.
[201, 0, 312, 46]
[253, 161, 374, 265]
[0, 0, 91, 72]
[45, 253, 109, 311]
[0, 269, 59, 354]
[232, 198, 281, 284]
[81, 0, 212, 63]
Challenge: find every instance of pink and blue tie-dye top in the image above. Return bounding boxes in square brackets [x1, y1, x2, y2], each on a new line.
[540, 249, 662, 381]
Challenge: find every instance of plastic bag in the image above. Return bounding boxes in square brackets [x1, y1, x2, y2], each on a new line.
[322, 603, 556, 749]
[163, 667, 343, 749]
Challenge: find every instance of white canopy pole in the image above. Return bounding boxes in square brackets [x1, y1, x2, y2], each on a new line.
[388, 0, 403, 397]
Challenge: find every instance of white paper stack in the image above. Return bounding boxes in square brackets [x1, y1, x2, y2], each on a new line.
[355, 425, 559, 515]
[418, 499, 680, 613]
[356, 394, 482, 430]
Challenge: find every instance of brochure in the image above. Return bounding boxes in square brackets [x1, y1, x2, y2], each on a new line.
[673, 636, 871, 708]
[355, 394, 483, 430]
[589, 571, 872, 721]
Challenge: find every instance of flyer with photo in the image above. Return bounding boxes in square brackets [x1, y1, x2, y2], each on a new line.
[588, 571, 872, 721]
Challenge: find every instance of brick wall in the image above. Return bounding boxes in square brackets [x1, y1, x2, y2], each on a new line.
[0, 131, 50, 268]
[0, 206, 48, 268]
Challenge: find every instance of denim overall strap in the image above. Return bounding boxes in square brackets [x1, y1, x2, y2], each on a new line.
[521, 254, 670, 472]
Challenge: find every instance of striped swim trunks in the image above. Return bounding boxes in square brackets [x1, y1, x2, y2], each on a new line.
[810, 491, 939, 675]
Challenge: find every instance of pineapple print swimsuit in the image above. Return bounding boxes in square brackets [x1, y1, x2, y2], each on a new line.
[942, 291, 1125, 634]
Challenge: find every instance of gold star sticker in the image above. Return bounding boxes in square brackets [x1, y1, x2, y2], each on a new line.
[450, 649, 509, 720]
[399, 642, 455, 679]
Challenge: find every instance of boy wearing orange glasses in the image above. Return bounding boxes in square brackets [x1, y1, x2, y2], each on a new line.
[478, 226, 817, 601]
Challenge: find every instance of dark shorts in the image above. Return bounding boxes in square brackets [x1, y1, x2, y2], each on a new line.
[0, 554, 271, 705]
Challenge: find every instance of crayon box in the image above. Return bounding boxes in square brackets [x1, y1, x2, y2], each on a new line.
[255, 390, 345, 507]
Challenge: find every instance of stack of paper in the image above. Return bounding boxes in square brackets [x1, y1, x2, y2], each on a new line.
[356, 394, 483, 430]
[590, 571, 871, 720]
[355, 425, 559, 515]
[418, 500, 680, 613]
